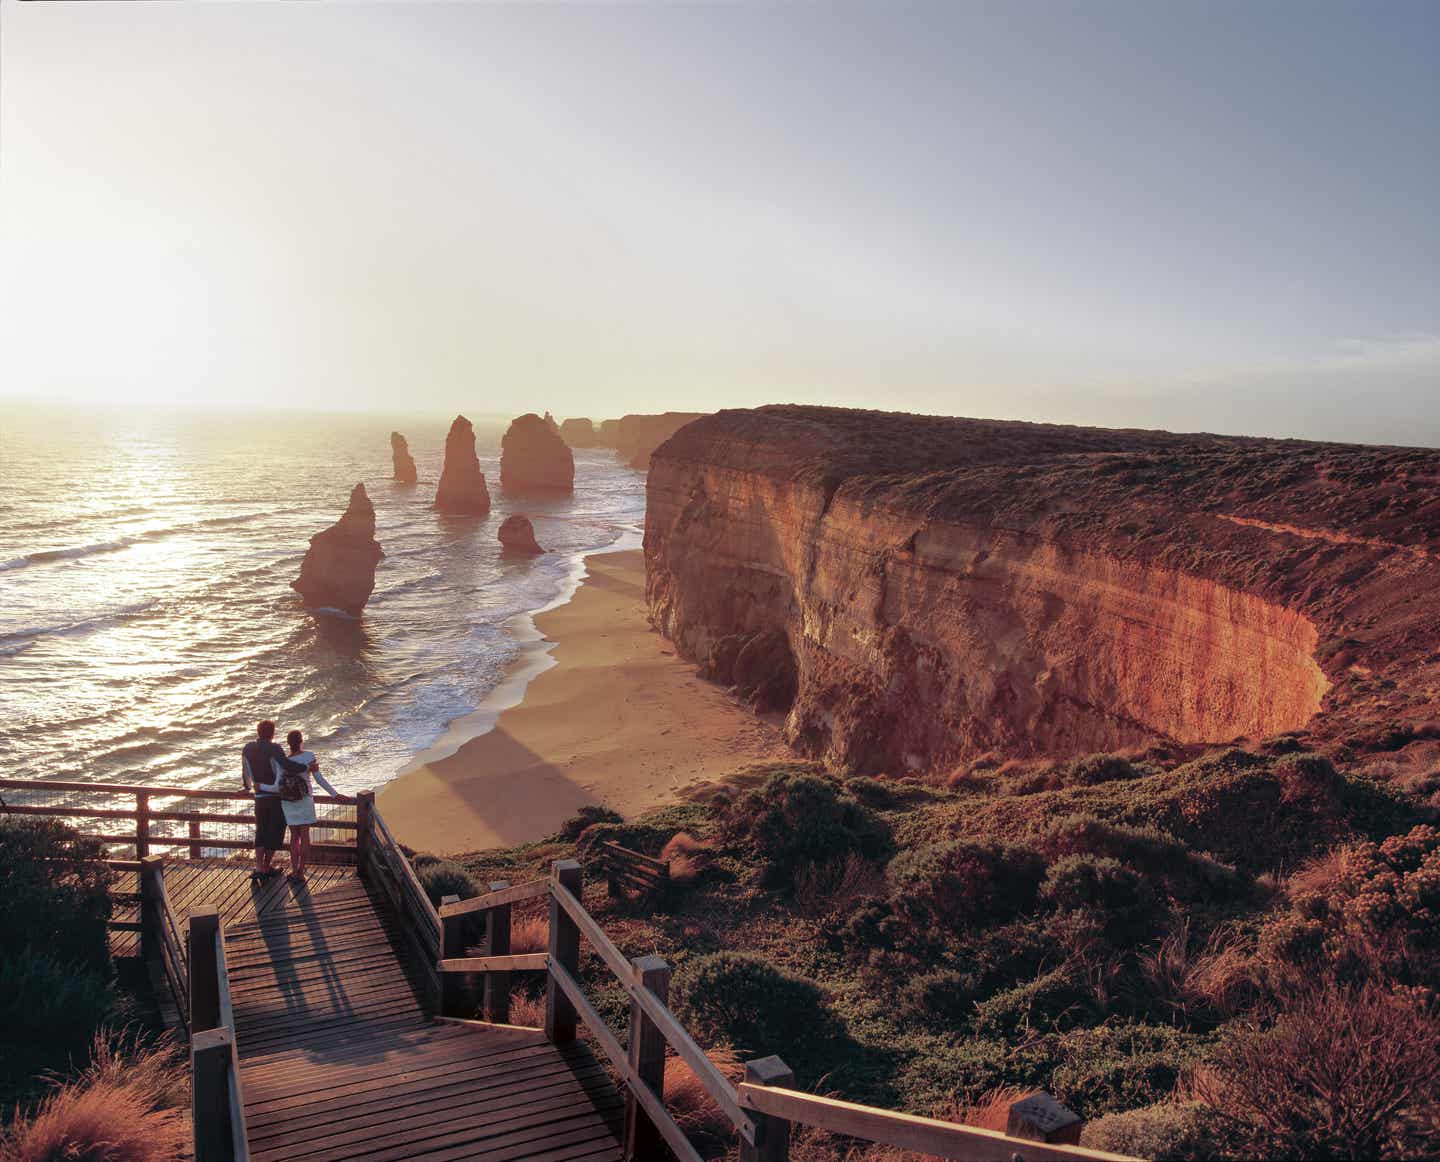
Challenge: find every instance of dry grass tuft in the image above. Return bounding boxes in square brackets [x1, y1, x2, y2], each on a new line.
[793, 853, 885, 917]
[942, 1084, 1039, 1133]
[660, 833, 714, 886]
[509, 914, 548, 954]
[2, 1034, 190, 1162]
[505, 993, 547, 1029]
[663, 1045, 745, 1137]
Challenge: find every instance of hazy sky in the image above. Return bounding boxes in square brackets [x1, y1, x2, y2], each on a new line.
[2, 1, 1436, 443]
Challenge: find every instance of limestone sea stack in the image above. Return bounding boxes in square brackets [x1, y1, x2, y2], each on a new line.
[559, 418, 599, 448]
[291, 483, 384, 616]
[598, 412, 705, 469]
[647, 404, 1440, 773]
[391, 432, 417, 484]
[498, 514, 543, 556]
[434, 415, 491, 515]
[500, 413, 574, 494]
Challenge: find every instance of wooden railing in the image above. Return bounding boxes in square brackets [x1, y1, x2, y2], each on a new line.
[139, 854, 191, 1035]
[592, 839, 671, 902]
[432, 859, 1137, 1162]
[188, 905, 249, 1162]
[0, 777, 359, 862]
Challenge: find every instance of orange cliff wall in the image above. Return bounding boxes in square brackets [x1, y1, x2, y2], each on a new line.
[645, 406, 1440, 773]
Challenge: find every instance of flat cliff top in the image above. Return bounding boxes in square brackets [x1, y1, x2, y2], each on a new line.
[652, 405, 1440, 753]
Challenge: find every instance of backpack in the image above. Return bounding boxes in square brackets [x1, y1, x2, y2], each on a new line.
[280, 770, 308, 802]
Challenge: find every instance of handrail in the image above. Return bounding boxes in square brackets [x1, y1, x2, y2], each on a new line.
[738, 1085, 1134, 1162]
[0, 776, 356, 804]
[188, 906, 249, 1162]
[438, 877, 549, 918]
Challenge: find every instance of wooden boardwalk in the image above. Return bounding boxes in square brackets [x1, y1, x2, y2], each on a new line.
[155, 862, 623, 1161]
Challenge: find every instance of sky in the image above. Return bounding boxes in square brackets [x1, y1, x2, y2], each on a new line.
[1, 0, 1436, 444]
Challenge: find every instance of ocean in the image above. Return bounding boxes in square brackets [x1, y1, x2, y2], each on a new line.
[0, 403, 646, 796]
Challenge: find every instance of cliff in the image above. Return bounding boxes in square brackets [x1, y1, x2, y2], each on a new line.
[646, 405, 1440, 773]
[600, 413, 706, 469]
[500, 413, 574, 494]
[560, 418, 600, 448]
[434, 415, 491, 515]
[390, 431, 417, 484]
[292, 483, 385, 616]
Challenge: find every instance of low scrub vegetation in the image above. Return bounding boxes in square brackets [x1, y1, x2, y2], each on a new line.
[449, 746, 1440, 1161]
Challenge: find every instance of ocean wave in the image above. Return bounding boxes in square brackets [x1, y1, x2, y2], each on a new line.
[0, 600, 159, 648]
[0, 513, 270, 573]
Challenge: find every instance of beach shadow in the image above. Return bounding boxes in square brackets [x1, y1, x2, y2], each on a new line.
[578, 561, 646, 601]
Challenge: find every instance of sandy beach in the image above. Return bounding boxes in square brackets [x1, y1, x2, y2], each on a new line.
[376, 549, 787, 854]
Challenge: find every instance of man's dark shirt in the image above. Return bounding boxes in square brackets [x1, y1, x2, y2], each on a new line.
[242, 739, 306, 797]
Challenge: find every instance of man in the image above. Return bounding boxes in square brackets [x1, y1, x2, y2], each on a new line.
[242, 720, 314, 880]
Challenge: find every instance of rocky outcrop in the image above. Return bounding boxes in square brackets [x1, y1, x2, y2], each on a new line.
[292, 483, 385, 616]
[434, 415, 491, 515]
[498, 514, 543, 556]
[599, 413, 705, 470]
[560, 418, 600, 448]
[646, 405, 1440, 773]
[391, 432, 417, 484]
[543, 412, 560, 433]
[500, 413, 574, 494]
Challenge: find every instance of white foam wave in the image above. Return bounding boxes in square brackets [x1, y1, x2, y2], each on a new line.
[0, 600, 159, 648]
[0, 513, 269, 573]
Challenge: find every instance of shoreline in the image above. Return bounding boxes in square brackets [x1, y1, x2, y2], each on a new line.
[376, 548, 788, 854]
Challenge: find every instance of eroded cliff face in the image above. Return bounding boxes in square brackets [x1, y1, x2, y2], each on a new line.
[646, 406, 1440, 772]
[600, 413, 706, 469]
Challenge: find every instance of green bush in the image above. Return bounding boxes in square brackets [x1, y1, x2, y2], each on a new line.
[898, 968, 981, 1025]
[0, 947, 114, 1049]
[417, 860, 480, 907]
[673, 952, 841, 1069]
[575, 820, 675, 858]
[720, 772, 891, 889]
[973, 961, 1100, 1036]
[1040, 855, 1163, 944]
[1039, 815, 1247, 901]
[887, 839, 1045, 933]
[844, 776, 897, 809]
[555, 805, 624, 842]
[0, 819, 112, 971]
[1048, 1022, 1208, 1116]
[1083, 1102, 1231, 1161]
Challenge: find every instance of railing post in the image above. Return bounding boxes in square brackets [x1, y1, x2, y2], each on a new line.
[191, 1026, 238, 1162]
[355, 790, 375, 869]
[740, 1057, 794, 1162]
[136, 790, 150, 859]
[139, 854, 164, 964]
[485, 880, 512, 1024]
[545, 859, 582, 1044]
[440, 893, 471, 1018]
[1007, 1092, 1083, 1147]
[189, 905, 222, 1035]
[188, 817, 202, 861]
[624, 955, 672, 1162]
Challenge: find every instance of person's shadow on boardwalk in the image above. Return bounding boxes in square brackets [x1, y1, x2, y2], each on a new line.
[250, 875, 352, 1023]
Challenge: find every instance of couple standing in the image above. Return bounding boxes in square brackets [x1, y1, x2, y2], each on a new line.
[241, 719, 338, 883]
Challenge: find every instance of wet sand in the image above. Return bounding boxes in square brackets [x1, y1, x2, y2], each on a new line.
[376, 550, 786, 854]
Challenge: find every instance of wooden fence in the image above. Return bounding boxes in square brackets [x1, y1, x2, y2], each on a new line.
[592, 839, 671, 903]
[433, 859, 1137, 1162]
[188, 905, 250, 1162]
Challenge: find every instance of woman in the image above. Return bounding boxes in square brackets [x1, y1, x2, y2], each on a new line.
[272, 729, 338, 883]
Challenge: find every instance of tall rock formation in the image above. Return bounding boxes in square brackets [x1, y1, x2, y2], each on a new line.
[500, 413, 574, 494]
[598, 413, 705, 469]
[391, 432, 417, 484]
[292, 483, 385, 616]
[543, 411, 560, 433]
[646, 405, 1440, 773]
[559, 418, 600, 448]
[498, 514, 543, 556]
[434, 415, 491, 515]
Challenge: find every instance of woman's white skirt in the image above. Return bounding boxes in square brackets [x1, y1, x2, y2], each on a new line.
[283, 793, 317, 827]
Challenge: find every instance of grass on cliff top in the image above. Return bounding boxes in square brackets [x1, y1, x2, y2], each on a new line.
[425, 748, 1439, 1161]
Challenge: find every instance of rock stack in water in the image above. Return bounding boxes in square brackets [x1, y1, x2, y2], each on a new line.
[434, 415, 491, 515]
[498, 514, 543, 556]
[559, 417, 599, 448]
[500, 413, 574, 494]
[292, 483, 385, 616]
[391, 432, 417, 484]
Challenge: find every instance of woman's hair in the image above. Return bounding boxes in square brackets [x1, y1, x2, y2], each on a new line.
[287, 729, 303, 753]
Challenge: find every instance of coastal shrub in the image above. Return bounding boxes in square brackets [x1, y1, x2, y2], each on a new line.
[1047, 1022, 1207, 1117]
[898, 968, 982, 1025]
[0, 949, 114, 1050]
[0, 819, 112, 971]
[575, 820, 674, 858]
[1038, 815, 1247, 902]
[417, 860, 480, 907]
[1192, 983, 1440, 1159]
[718, 772, 891, 889]
[972, 961, 1101, 1036]
[886, 839, 1045, 933]
[673, 952, 841, 1067]
[1083, 1103, 1231, 1161]
[1039, 855, 1163, 945]
[844, 776, 898, 809]
[555, 804, 623, 843]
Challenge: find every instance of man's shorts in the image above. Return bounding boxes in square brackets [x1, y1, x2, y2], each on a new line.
[254, 795, 287, 852]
